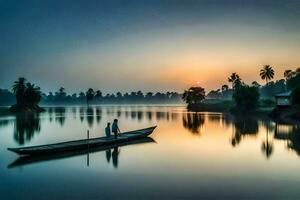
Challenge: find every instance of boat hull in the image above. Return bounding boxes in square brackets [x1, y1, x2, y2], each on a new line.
[8, 126, 156, 156]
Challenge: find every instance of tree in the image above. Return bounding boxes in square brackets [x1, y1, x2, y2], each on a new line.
[284, 69, 293, 80]
[23, 82, 42, 106]
[95, 90, 102, 99]
[251, 81, 261, 88]
[221, 84, 229, 92]
[260, 65, 274, 85]
[182, 86, 205, 105]
[233, 85, 260, 112]
[86, 88, 95, 106]
[207, 89, 222, 99]
[291, 85, 300, 106]
[286, 68, 300, 90]
[228, 73, 242, 89]
[12, 77, 26, 105]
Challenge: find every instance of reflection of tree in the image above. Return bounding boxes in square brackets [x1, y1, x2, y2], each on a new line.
[287, 125, 300, 156]
[72, 107, 77, 119]
[131, 111, 137, 119]
[156, 112, 166, 121]
[55, 107, 66, 126]
[95, 107, 102, 124]
[207, 114, 221, 124]
[231, 116, 258, 147]
[48, 107, 53, 122]
[14, 113, 41, 145]
[146, 111, 152, 121]
[79, 107, 84, 122]
[137, 111, 143, 121]
[86, 107, 94, 128]
[182, 113, 205, 134]
[261, 129, 273, 159]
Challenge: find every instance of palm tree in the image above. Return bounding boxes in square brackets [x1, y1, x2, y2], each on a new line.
[24, 82, 42, 105]
[12, 77, 26, 105]
[261, 126, 273, 159]
[86, 88, 95, 107]
[260, 65, 274, 85]
[228, 73, 241, 89]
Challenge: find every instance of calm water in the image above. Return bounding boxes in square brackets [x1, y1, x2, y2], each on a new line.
[1, 105, 300, 199]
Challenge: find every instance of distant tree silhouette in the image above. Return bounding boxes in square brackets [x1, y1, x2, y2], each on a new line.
[284, 69, 293, 80]
[228, 73, 242, 89]
[12, 77, 26, 106]
[207, 89, 222, 99]
[260, 65, 274, 85]
[251, 81, 261, 88]
[286, 68, 300, 90]
[233, 85, 260, 112]
[86, 88, 95, 107]
[23, 83, 42, 106]
[182, 86, 205, 105]
[291, 85, 300, 106]
[10, 78, 43, 112]
[221, 84, 229, 92]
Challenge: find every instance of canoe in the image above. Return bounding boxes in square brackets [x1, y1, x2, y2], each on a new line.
[8, 137, 155, 168]
[8, 126, 156, 156]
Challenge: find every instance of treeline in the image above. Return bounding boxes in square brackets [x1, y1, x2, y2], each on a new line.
[183, 65, 300, 112]
[0, 85, 182, 106]
[41, 88, 182, 105]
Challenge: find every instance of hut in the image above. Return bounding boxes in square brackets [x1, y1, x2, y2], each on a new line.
[275, 91, 292, 107]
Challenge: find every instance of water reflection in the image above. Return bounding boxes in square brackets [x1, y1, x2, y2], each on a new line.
[231, 116, 259, 147]
[86, 107, 94, 128]
[8, 137, 155, 169]
[54, 107, 66, 126]
[3, 106, 300, 160]
[95, 107, 102, 124]
[14, 113, 41, 145]
[182, 113, 205, 134]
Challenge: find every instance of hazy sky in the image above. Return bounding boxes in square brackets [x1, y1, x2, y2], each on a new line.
[1, 0, 300, 93]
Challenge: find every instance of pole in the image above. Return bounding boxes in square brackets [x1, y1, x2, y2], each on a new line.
[87, 130, 89, 167]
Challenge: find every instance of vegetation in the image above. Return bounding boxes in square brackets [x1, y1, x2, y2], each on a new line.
[182, 87, 205, 105]
[285, 68, 300, 90]
[228, 73, 242, 89]
[291, 86, 300, 106]
[260, 65, 274, 85]
[9, 78, 44, 113]
[0, 87, 182, 106]
[232, 85, 260, 112]
[85, 88, 95, 106]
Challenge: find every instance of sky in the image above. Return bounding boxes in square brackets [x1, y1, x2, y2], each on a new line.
[1, 0, 300, 93]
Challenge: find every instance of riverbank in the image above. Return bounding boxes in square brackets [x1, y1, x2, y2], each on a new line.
[187, 99, 274, 114]
[9, 104, 45, 113]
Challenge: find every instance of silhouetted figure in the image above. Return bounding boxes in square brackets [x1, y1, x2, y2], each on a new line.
[105, 122, 111, 137]
[106, 149, 111, 163]
[112, 147, 120, 168]
[112, 119, 120, 139]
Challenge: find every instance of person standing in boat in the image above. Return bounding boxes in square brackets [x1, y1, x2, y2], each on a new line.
[105, 122, 111, 137]
[112, 119, 120, 139]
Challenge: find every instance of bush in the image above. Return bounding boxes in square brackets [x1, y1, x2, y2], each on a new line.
[291, 86, 300, 106]
[233, 85, 260, 112]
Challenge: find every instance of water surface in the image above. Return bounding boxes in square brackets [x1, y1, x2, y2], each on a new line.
[1, 105, 300, 199]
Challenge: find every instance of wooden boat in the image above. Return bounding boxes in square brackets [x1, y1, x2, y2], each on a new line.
[8, 126, 156, 156]
[8, 137, 155, 168]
